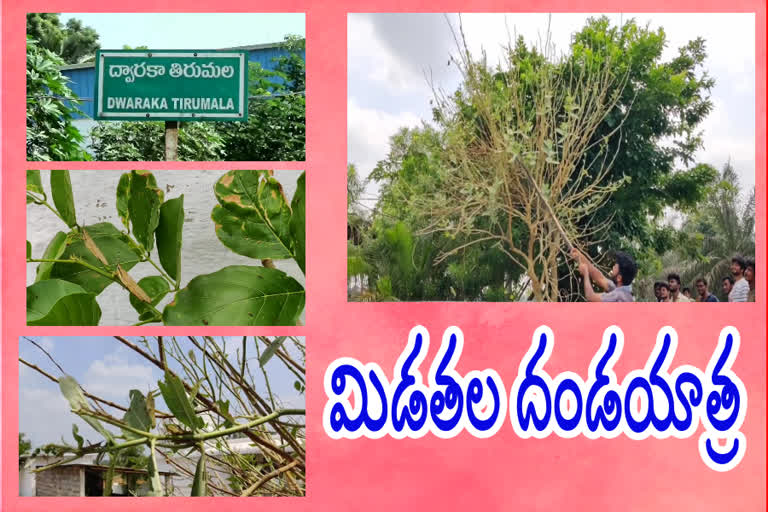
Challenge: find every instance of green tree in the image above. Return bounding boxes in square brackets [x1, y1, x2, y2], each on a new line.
[27, 14, 100, 64]
[19, 433, 32, 457]
[567, 18, 717, 255]
[26, 36, 89, 161]
[215, 36, 306, 161]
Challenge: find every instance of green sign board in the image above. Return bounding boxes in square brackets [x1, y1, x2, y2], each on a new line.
[94, 50, 248, 121]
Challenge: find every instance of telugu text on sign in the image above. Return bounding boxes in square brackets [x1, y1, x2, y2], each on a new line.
[94, 50, 248, 121]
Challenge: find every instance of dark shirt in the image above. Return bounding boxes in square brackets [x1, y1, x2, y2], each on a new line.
[703, 293, 718, 302]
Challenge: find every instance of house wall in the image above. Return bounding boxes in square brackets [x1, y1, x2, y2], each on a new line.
[19, 466, 36, 497]
[35, 466, 83, 497]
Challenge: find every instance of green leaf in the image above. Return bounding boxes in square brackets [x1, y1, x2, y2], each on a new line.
[212, 170, 293, 260]
[156, 195, 184, 283]
[72, 424, 84, 449]
[162, 265, 305, 326]
[122, 389, 152, 439]
[58, 376, 113, 443]
[50, 223, 143, 294]
[27, 170, 44, 198]
[27, 241, 32, 259]
[115, 172, 131, 230]
[191, 451, 207, 496]
[27, 279, 101, 326]
[128, 170, 164, 252]
[157, 371, 204, 431]
[216, 400, 233, 428]
[50, 170, 77, 228]
[259, 336, 287, 367]
[129, 276, 170, 320]
[290, 172, 306, 273]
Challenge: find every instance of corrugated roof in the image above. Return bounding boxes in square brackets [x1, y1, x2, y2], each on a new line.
[59, 42, 285, 71]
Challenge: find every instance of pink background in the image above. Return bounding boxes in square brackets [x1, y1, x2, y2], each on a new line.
[3, 0, 766, 510]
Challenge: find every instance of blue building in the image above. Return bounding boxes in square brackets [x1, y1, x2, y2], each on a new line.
[61, 42, 304, 119]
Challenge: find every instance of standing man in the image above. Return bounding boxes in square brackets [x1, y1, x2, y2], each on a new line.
[668, 273, 693, 302]
[728, 256, 750, 302]
[695, 277, 718, 302]
[745, 259, 755, 302]
[571, 249, 636, 302]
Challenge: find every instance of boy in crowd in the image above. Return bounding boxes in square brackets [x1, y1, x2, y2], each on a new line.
[745, 259, 755, 302]
[571, 248, 637, 302]
[728, 256, 750, 302]
[682, 287, 693, 299]
[655, 281, 670, 302]
[695, 277, 718, 302]
[722, 275, 734, 298]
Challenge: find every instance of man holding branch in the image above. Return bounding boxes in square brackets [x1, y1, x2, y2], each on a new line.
[570, 248, 637, 302]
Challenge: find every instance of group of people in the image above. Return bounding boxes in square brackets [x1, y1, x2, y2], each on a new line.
[570, 249, 755, 303]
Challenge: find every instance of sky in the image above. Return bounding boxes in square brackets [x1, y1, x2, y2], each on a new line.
[19, 336, 305, 448]
[348, 13, 756, 205]
[61, 13, 305, 49]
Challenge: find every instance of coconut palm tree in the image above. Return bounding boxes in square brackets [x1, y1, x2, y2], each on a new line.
[659, 160, 755, 300]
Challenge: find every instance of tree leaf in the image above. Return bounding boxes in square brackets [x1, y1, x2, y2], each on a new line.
[157, 371, 204, 431]
[35, 231, 67, 282]
[129, 276, 170, 319]
[72, 424, 84, 449]
[115, 172, 131, 230]
[162, 265, 305, 326]
[50, 223, 143, 294]
[122, 389, 152, 439]
[156, 195, 184, 283]
[259, 336, 287, 367]
[212, 170, 293, 260]
[58, 375, 113, 443]
[290, 172, 306, 273]
[191, 450, 207, 497]
[27, 170, 44, 198]
[50, 170, 77, 228]
[27, 240, 32, 259]
[216, 400, 233, 428]
[128, 170, 164, 252]
[27, 279, 101, 326]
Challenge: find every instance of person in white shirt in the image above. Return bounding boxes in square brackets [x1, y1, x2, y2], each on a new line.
[728, 256, 750, 302]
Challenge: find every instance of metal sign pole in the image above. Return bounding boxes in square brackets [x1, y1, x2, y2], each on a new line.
[165, 121, 179, 160]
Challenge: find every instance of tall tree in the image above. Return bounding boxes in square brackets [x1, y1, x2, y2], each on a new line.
[27, 14, 100, 64]
[352, 17, 721, 301]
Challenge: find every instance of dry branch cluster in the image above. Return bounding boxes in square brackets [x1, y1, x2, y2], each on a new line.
[21, 335, 306, 497]
[417, 21, 631, 301]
